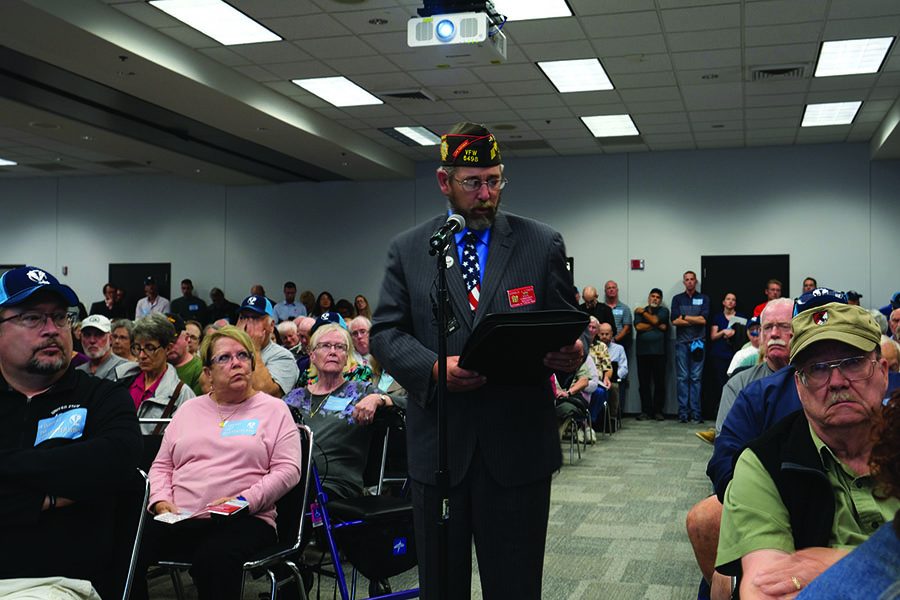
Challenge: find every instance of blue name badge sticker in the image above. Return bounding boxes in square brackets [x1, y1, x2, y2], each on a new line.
[692, 298, 704, 306]
[221, 419, 260, 437]
[613, 308, 623, 316]
[34, 408, 88, 446]
[377, 373, 395, 393]
[323, 395, 352, 414]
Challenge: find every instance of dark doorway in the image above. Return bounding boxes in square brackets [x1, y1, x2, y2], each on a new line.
[109, 263, 171, 318]
[698, 254, 790, 419]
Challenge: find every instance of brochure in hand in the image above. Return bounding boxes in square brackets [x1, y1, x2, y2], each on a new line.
[459, 310, 589, 385]
[153, 497, 249, 524]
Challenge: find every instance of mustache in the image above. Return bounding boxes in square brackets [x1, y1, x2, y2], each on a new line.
[826, 392, 854, 407]
[767, 339, 787, 349]
[34, 339, 63, 352]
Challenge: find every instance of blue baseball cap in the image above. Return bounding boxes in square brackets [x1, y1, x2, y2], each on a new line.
[239, 295, 275, 319]
[0, 266, 78, 308]
[746, 315, 760, 336]
[793, 287, 848, 317]
[311, 311, 348, 335]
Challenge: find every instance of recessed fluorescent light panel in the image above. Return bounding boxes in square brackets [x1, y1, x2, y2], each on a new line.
[801, 101, 862, 127]
[394, 126, 441, 146]
[149, 0, 281, 46]
[581, 114, 639, 137]
[491, 0, 572, 21]
[291, 77, 383, 107]
[0, 157, 17, 166]
[815, 37, 894, 77]
[538, 58, 613, 93]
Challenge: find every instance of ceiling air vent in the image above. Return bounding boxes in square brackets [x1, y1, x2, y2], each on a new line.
[750, 64, 807, 82]
[379, 89, 437, 101]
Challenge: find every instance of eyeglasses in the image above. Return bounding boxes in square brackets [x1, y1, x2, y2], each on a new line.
[0, 310, 77, 329]
[314, 342, 348, 353]
[761, 322, 792, 333]
[131, 343, 163, 356]
[210, 351, 252, 366]
[797, 355, 877, 389]
[453, 177, 508, 192]
[350, 329, 369, 338]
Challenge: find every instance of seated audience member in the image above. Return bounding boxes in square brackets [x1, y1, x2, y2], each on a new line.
[276, 320, 301, 355]
[300, 290, 316, 316]
[553, 357, 599, 442]
[135, 276, 170, 319]
[350, 315, 408, 403]
[796, 389, 900, 599]
[273, 280, 306, 322]
[870, 309, 889, 336]
[752, 279, 782, 317]
[89, 282, 128, 319]
[801, 277, 817, 294]
[169, 278, 208, 324]
[335, 298, 355, 320]
[0, 266, 142, 600]
[294, 316, 316, 375]
[845, 290, 862, 306]
[891, 307, 900, 342]
[878, 291, 900, 318]
[313, 291, 335, 317]
[634, 288, 669, 421]
[716, 303, 898, 597]
[76, 314, 138, 381]
[349, 316, 373, 366]
[580, 285, 617, 335]
[124, 314, 195, 429]
[184, 319, 202, 355]
[883, 336, 900, 373]
[133, 326, 301, 600]
[355, 294, 372, 320]
[165, 313, 203, 396]
[207, 287, 240, 324]
[283, 323, 398, 500]
[727, 316, 761, 376]
[597, 322, 628, 420]
[250, 284, 266, 297]
[586, 317, 613, 424]
[111, 318, 137, 361]
[236, 295, 299, 397]
[687, 299, 795, 596]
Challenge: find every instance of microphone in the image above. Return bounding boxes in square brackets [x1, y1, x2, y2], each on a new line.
[429, 213, 466, 254]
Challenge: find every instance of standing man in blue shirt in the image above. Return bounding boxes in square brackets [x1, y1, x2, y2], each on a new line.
[671, 270, 710, 423]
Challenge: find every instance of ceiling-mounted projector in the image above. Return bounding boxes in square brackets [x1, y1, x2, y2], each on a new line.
[407, 12, 507, 66]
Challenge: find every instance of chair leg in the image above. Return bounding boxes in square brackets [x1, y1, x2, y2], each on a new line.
[170, 569, 186, 600]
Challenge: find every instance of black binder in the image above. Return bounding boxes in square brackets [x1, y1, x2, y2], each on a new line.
[459, 310, 589, 385]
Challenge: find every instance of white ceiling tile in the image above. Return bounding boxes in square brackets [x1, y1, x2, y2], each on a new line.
[625, 99, 687, 113]
[613, 70, 678, 88]
[603, 53, 673, 74]
[157, 26, 218, 49]
[548, 138, 601, 151]
[559, 90, 624, 106]
[234, 0, 321, 19]
[661, 5, 740, 32]
[639, 121, 692, 134]
[489, 80, 557, 96]
[807, 75, 878, 92]
[569, 0, 656, 15]
[425, 85, 496, 100]
[581, 12, 663, 38]
[231, 41, 311, 64]
[746, 0, 828, 27]
[198, 47, 253, 67]
[681, 82, 743, 109]
[666, 29, 740, 53]
[619, 87, 682, 102]
[692, 119, 744, 131]
[309, 0, 397, 11]
[446, 97, 511, 112]
[672, 48, 741, 70]
[806, 90, 867, 104]
[828, 0, 900, 20]
[745, 23, 823, 47]
[295, 36, 377, 59]
[745, 44, 818, 66]
[746, 118, 800, 129]
[602, 143, 649, 153]
[676, 67, 743, 86]
[591, 34, 668, 57]
[746, 106, 804, 119]
[795, 127, 851, 141]
[634, 112, 690, 125]
[325, 7, 415, 35]
[746, 127, 797, 139]
[744, 93, 807, 108]
[113, 2, 181, 28]
[696, 139, 743, 148]
[822, 16, 900, 39]
[262, 14, 352, 40]
[339, 104, 403, 119]
[745, 80, 811, 95]
[505, 19, 588, 44]
[693, 130, 744, 142]
[503, 94, 566, 109]
[689, 108, 743, 122]
[352, 71, 424, 91]
[746, 138, 795, 147]
[392, 100, 455, 116]
[867, 86, 900, 100]
[858, 99, 896, 114]
[515, 106, 578, 120]
[264, 60, 336, 79]
[322, 55, 400, 76]
[520, 41, 596, 62]
[407, 68, 480, 86]
[233, 65, 280, 82]
[361, 32, 415, 55]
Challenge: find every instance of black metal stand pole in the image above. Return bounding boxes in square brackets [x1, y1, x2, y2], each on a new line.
[432, 243, 451, 600]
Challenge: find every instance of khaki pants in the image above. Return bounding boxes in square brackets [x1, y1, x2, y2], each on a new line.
[0, 577, 101, 600]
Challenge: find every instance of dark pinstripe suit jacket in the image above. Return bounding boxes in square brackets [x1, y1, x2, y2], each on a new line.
[371, 211, 581, 487]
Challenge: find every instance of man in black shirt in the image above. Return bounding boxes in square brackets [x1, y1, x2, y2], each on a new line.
[580, 285, 617, 336]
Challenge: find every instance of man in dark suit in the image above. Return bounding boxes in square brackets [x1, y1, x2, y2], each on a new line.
[371, 122, 585, 599]
[88, 282, 128, 319]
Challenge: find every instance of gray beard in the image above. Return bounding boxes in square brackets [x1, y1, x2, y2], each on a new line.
[26, 355, 68, 375]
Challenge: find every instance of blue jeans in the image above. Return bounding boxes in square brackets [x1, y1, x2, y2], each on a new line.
[675, 340, 704, 420]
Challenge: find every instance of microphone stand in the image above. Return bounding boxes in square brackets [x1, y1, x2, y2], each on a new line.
[430, 238, 452, 600]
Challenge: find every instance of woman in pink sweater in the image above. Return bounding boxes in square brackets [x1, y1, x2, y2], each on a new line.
[133, 326, 301, 600]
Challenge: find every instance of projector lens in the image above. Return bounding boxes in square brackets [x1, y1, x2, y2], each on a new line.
[435, 19, 455, 42]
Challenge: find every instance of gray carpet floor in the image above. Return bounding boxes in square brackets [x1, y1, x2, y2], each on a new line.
[146, 418, 714, 599]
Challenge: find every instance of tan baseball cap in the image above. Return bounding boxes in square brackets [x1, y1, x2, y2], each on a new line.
[789, 302, 881, 364]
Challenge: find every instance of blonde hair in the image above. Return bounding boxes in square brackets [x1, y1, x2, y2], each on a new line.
[306, 323, 357, 381]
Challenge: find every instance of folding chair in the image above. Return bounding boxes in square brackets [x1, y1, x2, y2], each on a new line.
[305, 408, 419, 600]
[157, 424, 314, 600]
[103, 468, 150, 600]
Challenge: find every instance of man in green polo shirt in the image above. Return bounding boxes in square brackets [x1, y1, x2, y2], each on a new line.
[716, 302, 897, 598]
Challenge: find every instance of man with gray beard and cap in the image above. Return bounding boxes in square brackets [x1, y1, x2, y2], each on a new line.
[75, 314, 138, 382]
